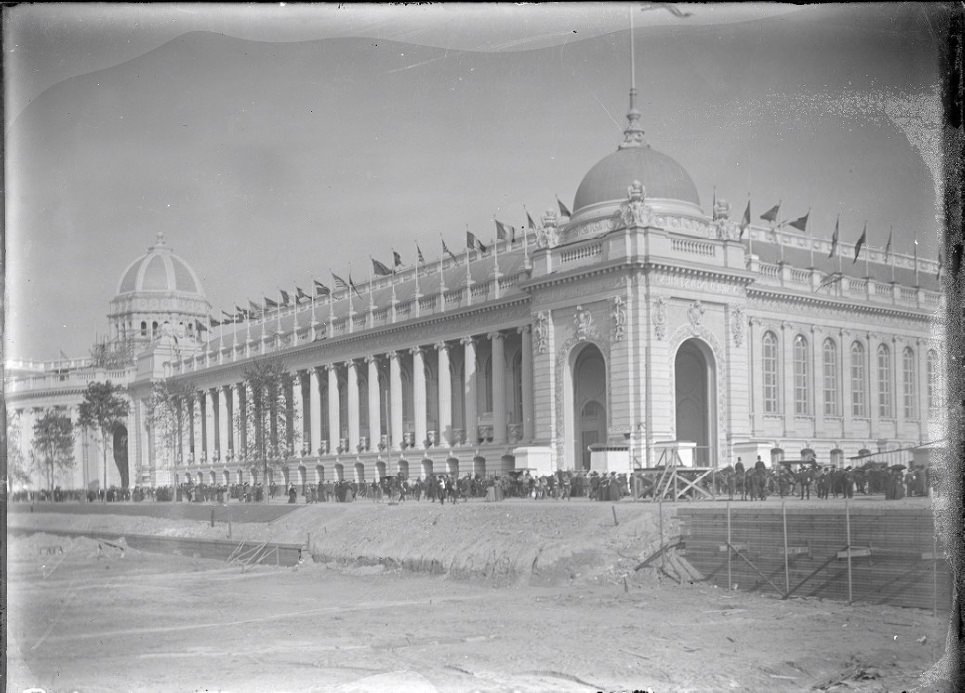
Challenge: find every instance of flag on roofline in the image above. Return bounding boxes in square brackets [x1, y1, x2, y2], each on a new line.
[314, 279, 330, 297]
[221, 310, 235, 323]
[210, 317, 220, 328]
[884, 228, 893, 263]
[526, 210, 538, 230]
[556, 196, 572, 218]
[236, 305, 248, 320]
[248, 299, 262, 314]
[196, 320, 208, 333]
[296, 287, 310, 302]
[393, 250, 403, 268]
[264, 296, 278, 309]
[371, 257, 393, 276]
[815, 273, 842, 292]
[788, 212, 809, 232]
[416, 244, 426, 264]
[760, 201, 781, 223]
[852, 223, 866, 264]
[828, 216, 839, 258]
[495, 219, 514, 242]
[739, 200, 751, 238]
[332, 273, 349, 292]
[279, 289, 291, 306]
[477, 238, 488, 254]
[442, 238, 458, 262]
[466, 230, 478, 250]
[348, 274, 363, 299]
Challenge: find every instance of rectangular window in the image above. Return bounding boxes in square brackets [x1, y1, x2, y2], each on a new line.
[823, 341, 838, 416]
[878, 347, 892, 418]
[793, 337, 809, 416]
[903, 349, 917, 420]
[850, 345, 866, 417]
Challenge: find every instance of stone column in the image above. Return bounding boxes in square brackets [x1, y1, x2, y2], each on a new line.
[309, 367, 322, 456]
[868, 333, 881, 436]
[292, 371, 305, 456]
[811, 327, 824, 437]
[367, 356, 381, 451]
[462, 336, 477, 444]
[179, 396, 190, 465]
[218, 385, 230, 461]
[347, 360, 360, 452]
[519, 325, 534, 442]
[230, 383, 241, 459]
[327, 364, 340, 453]
[841, 330, 854, 426]
[490, 331, 507, 444]
[436, 342, 452, 447]
[781, 322, 793, 436]
[412, 346, 427, 449]
[389, 351, 404, 450]
[205, 390, 216, 463]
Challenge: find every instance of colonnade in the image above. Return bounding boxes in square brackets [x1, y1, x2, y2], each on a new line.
[177, 327, 534, 465]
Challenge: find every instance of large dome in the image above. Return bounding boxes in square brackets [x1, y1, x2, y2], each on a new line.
[116, 232, 204, 296]
[573, 145, 700, 215]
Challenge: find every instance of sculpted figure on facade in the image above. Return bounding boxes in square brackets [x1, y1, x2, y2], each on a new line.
[621, 179, 653, 228]
[533, 312, 549, 354]
[731, 306, 745, 347]
[574, 305, 593, 341]
[535, 210, 559, 249]
[712, 198, 739, 240]
[652, 297, 667, 340]
[688, 300, 705, 330]
[611, 296, 626, 343]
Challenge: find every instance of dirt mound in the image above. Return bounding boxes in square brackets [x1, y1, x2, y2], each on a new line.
[271, 501, 677, 587]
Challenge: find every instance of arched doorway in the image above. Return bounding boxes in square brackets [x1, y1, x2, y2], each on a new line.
[673, 339, 716, 466]
[397, 459, 409, 479]
[112, 424, 129, 488]
[573, 344, 607, 471]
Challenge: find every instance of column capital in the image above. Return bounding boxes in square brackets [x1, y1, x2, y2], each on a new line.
[343, 359, 358, 370]
[435, 341, 449, 352]
[387, 350, 400, 361]
[460, 335, 475, 347]
[488, 330, 505, 342]
[410, 346, 422, 357]
[364, 354, 379, 365]
[517, 324, 531, 335]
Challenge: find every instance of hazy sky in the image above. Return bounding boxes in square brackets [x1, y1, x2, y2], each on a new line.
[5, 3, 945, 362]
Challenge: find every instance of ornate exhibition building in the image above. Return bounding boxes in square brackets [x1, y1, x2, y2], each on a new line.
[6, 94, 945, 491]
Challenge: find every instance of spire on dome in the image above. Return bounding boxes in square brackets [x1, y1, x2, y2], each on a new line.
[619, 87, 645, 149]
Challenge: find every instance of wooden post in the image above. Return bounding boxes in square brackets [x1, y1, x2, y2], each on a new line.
[845, 501, 853, 604]
[782, 501, 789, 596]
[933, 529, 938, 617]
[727, 501, 732, 589]
[612, 505, 619, 526]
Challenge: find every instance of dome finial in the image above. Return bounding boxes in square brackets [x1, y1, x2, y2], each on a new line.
[151, 231, 167, 250]
[620, 6, 645, 149]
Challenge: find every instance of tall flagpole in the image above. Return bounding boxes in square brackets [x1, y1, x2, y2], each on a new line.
[522, 209, 531, 269]
[913, 238, 919, 286]
[864, 223, 870, 279]
[889, 226, 895, 283]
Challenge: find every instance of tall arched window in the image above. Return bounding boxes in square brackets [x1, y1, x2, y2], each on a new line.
[762, 331, 779, 414]
[793, 335, 809, 415]
[140, 321, 148, 337]
[877, 344, 892, 418]
[902, 347, 917, 420]
[850, 341, 866, 417]
[822, 338, 839, 416]
[927, 349, 938, 414]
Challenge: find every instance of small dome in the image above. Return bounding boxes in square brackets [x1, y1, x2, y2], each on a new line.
[573, 145, 700, 214]
[116, 232, 204, 296]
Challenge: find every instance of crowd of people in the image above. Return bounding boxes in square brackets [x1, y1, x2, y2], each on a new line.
[8, 462, 930, 505]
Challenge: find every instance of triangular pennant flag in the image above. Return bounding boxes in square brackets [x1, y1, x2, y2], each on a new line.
[556, 196, 572, 218]
[788, 212, 809, 232]
[852, 223, 866, 264]
[760, 201, 781, 223]
[371, 258, 393, 276]
[739, 200, 751, 238]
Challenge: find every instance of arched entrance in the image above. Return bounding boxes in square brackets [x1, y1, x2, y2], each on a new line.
[673, 339, 716, 466]
[112, 424, 129, 488]
[573, 344, 607, 471]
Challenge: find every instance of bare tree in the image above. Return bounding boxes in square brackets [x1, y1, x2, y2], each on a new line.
[241, 357, 296, 500]
[31, 409, 75, 492]
[147, 379, 196, 472]
[76, 381, 129, 493]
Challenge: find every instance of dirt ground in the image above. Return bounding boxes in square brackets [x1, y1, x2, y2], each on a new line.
[6, 500, 955, 692]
